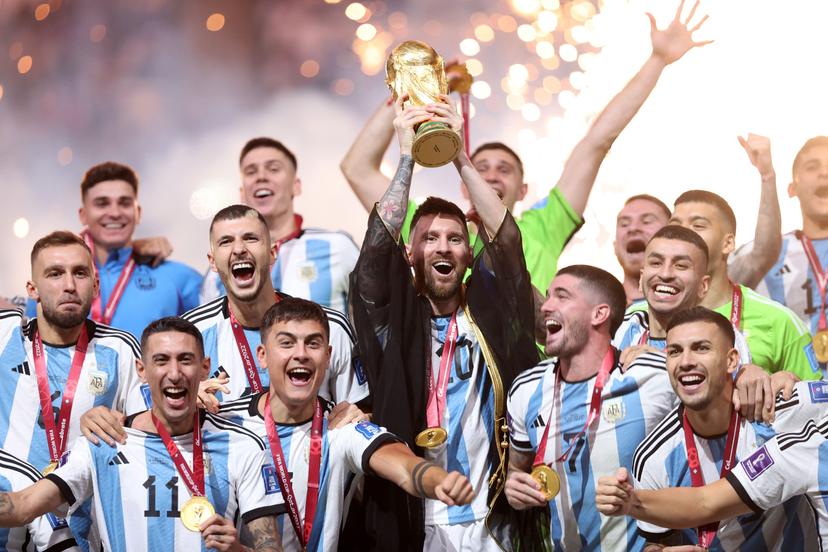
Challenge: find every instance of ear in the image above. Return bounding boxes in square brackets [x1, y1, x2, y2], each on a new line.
[134, 202, 142, 226]
[592, 303, 611, 329]
[405, 243, 414, 266]
[207, 250, 218, 274]
[200, 356, 211, 381]
[136, 358, 148, 384]
[722, 232, 736, 256]
[638, 269, 644, 294]
[78, 206, 88, 227]
[725, 347, 741, 375]
[26, 280, 39, 302]
[292, 177, 302, 198]
[256, 343, 267, 370]
[787, 180, 797, 199]
[93, 272, 101, 299]
[269, 242, 277, 268]
[238, 185, 245, 202]
[697, 274, 711, 299]
[517, 182, 528, 201]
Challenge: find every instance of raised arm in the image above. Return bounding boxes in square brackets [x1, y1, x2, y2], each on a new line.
[727, 134, 782, 287]
[340, 99, 396, 211]
[0, 479, 66, 527]
[557, 0, 712, 217]
[368, 442, 475, 506]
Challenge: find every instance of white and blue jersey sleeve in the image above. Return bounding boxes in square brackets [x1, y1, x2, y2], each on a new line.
[0, 448, 78, 552]
[726, 413, 828, 550]
[507, 351, 676, 551]
[183, 297, 368, 406]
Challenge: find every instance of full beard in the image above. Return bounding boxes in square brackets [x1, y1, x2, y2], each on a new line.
[423, 270, 463, 301]
[42, 303, 90, 329]
[546, 317, 589, 358]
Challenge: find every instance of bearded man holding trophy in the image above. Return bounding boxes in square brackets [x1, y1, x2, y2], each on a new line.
[349, 39, 540, 552]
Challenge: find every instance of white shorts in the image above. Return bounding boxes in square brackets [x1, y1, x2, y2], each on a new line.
[423, 518, 508, 552]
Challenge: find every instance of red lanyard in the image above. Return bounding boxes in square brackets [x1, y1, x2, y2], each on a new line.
[800, 234, 828, 331]
[273, 215, 303, 253]
[682, 408, 741, 548]
[82, 232, 136, 326]
[32, 326, 89, 464]
[264, 395, 323, 548]
[533, 347, 615, 468]
[152, 411, 206, 497]
[426, 314, 458, 429]
[228, 294, 282, 393]
[638, 330, 650, 346]
[729, 283, 743, 331]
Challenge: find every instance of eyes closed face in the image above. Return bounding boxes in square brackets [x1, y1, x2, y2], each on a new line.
[642, 237, 709, 316]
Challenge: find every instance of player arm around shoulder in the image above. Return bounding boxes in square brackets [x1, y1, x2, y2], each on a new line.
[368, 442, 475, 506]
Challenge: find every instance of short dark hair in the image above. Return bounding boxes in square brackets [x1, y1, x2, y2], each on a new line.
[624, 194, 671, 220]
[666, 306, 735, 347]
[556, 264, 627, 335]
[792, 136, 828, 179]
[209, 204, 269, 236]
[674, 190, 737, 233]
[471, 142, 524, 176]
[239, 137, 297, 171]
[649, 224, 710, 266]
[30, 231, 91, 267]
[81, 161, 139, 199]
[140, 317, 205, 359]
[410, 197, 469, 240]
[260, 297, 330, 343]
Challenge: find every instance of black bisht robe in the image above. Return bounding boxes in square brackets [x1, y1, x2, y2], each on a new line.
[349, 207, 541, 551]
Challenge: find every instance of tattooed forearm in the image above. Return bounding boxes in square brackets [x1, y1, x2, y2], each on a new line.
[411, 460, 439, 498]
[377, 154, 414, 235]
[248, 516, 282, 552]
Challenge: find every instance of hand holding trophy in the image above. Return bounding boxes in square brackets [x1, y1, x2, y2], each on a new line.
[386, 40, 462, 167]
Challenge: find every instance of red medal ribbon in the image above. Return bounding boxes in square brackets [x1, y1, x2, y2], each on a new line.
[426, 313, 458, 431]
[638, 330, 650, 346]
[228, 310, 264, 394]
[32, 326, 89, 464]
[799, 234, 828, 331]
[82, 231, 136, 326]
[273, 215, 303, 254]
[264, 395, 323, 548]
[152, 410, 205, 497]
[729, 283, 743, 331]
[533, 347, 616, 468]
[681, 407, 741, 548]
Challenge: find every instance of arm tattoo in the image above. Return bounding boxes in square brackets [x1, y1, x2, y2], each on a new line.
[411, 460, 439, 498]
[0, 494, 15, 516]
[378, 154, 414, 234]
[247, 516, 282, 552]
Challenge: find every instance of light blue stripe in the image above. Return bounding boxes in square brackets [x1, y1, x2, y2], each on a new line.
[762, 238, 790, 314]
[306, 239, 333, 308]
[93, 445, 127, 552]
[446, 341, 474, 523]
[819, 442, 828, 540]
[0, 327, 26, 452]
[271, 256, 283, 294]
[92, 344, 120, 408]
[144, 439, 180, 551]
[205, 431, 231, 526]
[307, 420, 331, 552]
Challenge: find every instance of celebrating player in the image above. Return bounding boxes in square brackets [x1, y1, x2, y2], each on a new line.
[0, 317, 284, 551]
[218, 297, 475, 551]
[630, 307, 819, 549]
[342, 0, 713, 296]
[200, 138, 359, 314]
[350, 97, 539, 550]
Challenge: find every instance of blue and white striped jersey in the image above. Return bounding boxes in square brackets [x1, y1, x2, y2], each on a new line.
[199, 227, 359, 314]
[218, 392, 400, 552]
[612, 308, 753, 364]
[507, 351, 677, 551]
[632, 381, 825, 550]
[48, 411, 284, 552]
[0, 310, 146, 472]
[726, 403, 828, 550]
[0, 448, 78, 552]
[182, 296, 368, 406]
[423, 312, 496, 526]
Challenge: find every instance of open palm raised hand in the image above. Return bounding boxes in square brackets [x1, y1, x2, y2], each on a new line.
[648, 0, 712, 65]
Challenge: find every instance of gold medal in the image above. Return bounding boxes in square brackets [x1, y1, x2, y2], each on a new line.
[42, 462, 58, 476]
[814, 330, 828, 363]
[180, 496, 215, 531]
[531, 465, 560, 501]
[415, 427, 447, 448]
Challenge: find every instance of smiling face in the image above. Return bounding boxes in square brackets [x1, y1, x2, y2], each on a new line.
[666, 320, 738, 411]
[27, 244, 98, 329]
[208, 214, 275, 303]
[642, 237, 710, 318]
[541, 273, 598, 358]
[239, 147, 301, 222]
[467, 148, 528, 211]
[257, 318, 331, 412]
[138, 331, 210, 433]
[79, 180, 141, 250]
[615, 198, 669, 278]
[669, 202, 734, 276]
[790, 143, 828, 227]
[409, 213, 472, 302]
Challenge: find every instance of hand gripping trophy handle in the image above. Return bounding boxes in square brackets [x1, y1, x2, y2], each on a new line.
[386, 40, 462, 168]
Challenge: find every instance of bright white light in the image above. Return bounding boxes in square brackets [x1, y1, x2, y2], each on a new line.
[471, 81, 491, 99]
[512, 0, 541, 16]
[516, 24, 536, 42]
[12, 218, 29, 239]
[535, 41, 555, 59]
[537, 11, 558, 32]
[466, 58, 483, 76]
[508, 64, 529, 82]
[521, 102, 541, 122]
[459, 38, 480, 56]
[559, 43, 578, 62]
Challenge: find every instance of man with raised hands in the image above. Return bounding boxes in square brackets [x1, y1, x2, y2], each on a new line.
[628, 307, 819, 549]
[0, 317, 283, 551]
[218, 297, 474, 551]
[350, 96, 539, 550]
[1, 231, 147, 548]
[342, 0, 712, 296]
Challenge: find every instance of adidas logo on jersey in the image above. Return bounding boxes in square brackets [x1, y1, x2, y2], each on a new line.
[531, 414, 546, 429]
[108, 452, 129, 466]
[11, 361, 30, 376]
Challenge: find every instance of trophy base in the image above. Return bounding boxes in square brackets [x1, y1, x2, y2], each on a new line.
[413, 121, 461, 168]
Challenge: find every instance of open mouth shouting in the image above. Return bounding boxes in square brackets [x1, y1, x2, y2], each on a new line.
[162, 386, 189, 410]
[286, 366, 313, 387]
[230, 260, 256, 287]
[432, 260, 456, 278]
[545, 318, 563, 335]
[677, 372, 706, 395]
[625, 239, 646, 255]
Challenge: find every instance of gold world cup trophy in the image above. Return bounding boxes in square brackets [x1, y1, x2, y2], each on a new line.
[386, 40, 462, 168]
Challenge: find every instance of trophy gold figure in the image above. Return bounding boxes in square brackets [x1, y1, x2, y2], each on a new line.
[385, 40, 462, 167]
